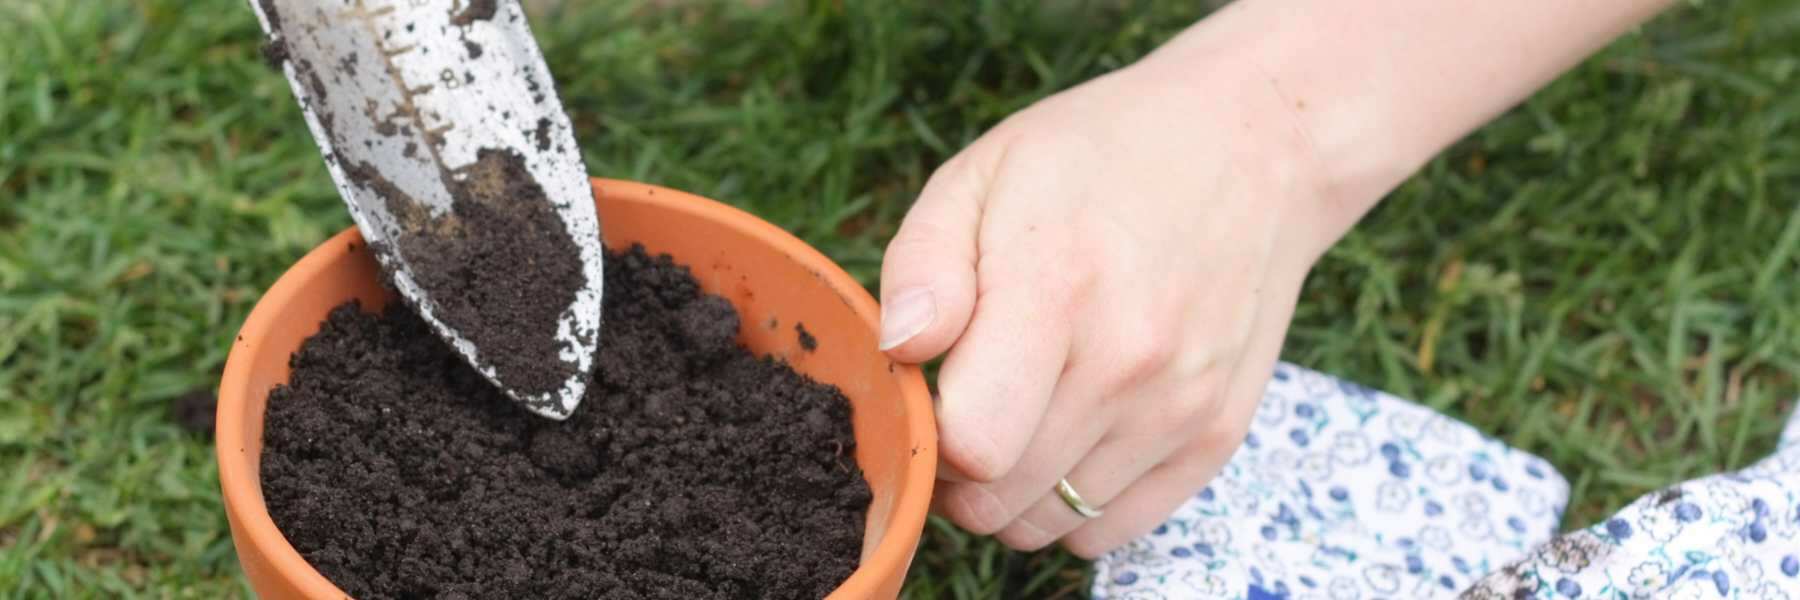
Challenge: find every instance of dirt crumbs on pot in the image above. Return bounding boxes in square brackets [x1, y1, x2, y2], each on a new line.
[348, 147, 587, 401]
[795, 322, 818, 352]
[262, 245, 871, 600]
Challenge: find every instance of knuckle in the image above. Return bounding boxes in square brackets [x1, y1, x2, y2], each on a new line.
[1164, 395, 1221, 435]
[940, 146, 992, 181]
[1126, 334, 1180, 381]
[1171, 366, 1231, 417]
[1145, 402, 1206, 440]
[1092, 321, 1180, 392]
[1119, 371, 1229, 441]
[1053, 266, 1094, 319]
[1174, 403, 1253, 460]
[1061, 533, 1116, 560]
[920, 150, 984, 198]
[945, 484, 1011, 536]
[996, 518, 1058, 552]
[1037, 250, 1093, 301]
[883, 218, 954, 259]
[1000, 526, 1051, 554]
[939, 424, 1007, 483]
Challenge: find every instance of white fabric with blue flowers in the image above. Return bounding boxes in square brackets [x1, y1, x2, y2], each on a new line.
[1091, 363, 1800, 599]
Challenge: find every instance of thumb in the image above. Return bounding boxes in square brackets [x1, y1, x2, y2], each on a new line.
[878, 155, 984, 364]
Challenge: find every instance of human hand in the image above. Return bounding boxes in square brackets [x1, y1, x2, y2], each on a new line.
[878, 0, 1674, 559]
[877, 56, 1347, 557]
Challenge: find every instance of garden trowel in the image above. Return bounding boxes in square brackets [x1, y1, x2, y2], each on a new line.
[247, 0, 602, 421]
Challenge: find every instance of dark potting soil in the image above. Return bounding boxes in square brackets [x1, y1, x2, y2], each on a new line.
[261, 245, 870, 600]
[346, 147, 589, 406]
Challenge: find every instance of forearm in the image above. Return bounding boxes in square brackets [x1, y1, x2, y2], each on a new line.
[1132, 0, 1674, 255]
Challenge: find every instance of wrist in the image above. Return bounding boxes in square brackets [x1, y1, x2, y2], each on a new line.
[1119, 14, 1406, 264]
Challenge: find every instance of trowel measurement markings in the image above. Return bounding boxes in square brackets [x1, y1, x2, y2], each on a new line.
[338, 0, 462, 176]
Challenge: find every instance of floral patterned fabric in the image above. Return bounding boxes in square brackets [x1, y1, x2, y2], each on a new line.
[1091, 363, 1800, 599]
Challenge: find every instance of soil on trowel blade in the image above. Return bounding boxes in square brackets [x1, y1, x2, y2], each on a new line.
[346, 147, 587, 408]
[255, 0, 588, 407]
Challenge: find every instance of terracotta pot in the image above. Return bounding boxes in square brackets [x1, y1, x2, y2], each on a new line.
[217, 178, 937, 599]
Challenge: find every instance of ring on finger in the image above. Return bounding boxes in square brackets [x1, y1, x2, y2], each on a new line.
[1055, 478, 1104, 518]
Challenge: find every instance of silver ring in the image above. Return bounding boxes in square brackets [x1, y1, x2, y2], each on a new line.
[1055, 478, 1104, 518]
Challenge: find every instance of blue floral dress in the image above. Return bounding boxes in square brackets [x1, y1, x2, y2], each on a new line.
[1091, 363, 1800, 599]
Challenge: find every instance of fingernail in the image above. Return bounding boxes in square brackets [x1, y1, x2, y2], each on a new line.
[879, 288, 935, 350]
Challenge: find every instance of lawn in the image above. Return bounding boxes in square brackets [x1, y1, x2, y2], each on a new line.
[2, 0, 1797, 597]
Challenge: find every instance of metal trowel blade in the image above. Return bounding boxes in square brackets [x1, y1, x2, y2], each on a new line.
[248, 0, 603, 420]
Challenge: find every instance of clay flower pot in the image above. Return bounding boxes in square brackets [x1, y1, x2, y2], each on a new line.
[217, 178, 937, 599]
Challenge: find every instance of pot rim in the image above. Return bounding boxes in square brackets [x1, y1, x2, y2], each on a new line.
[217, 177, 937, 598]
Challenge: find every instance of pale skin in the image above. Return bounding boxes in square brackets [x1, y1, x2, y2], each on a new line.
[878, 0, 1678, 558]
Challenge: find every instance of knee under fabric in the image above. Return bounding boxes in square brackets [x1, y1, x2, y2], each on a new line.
[1090, 363, 1800, 599]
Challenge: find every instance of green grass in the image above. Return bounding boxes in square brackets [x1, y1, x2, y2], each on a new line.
[1, 0, 1796, 597]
